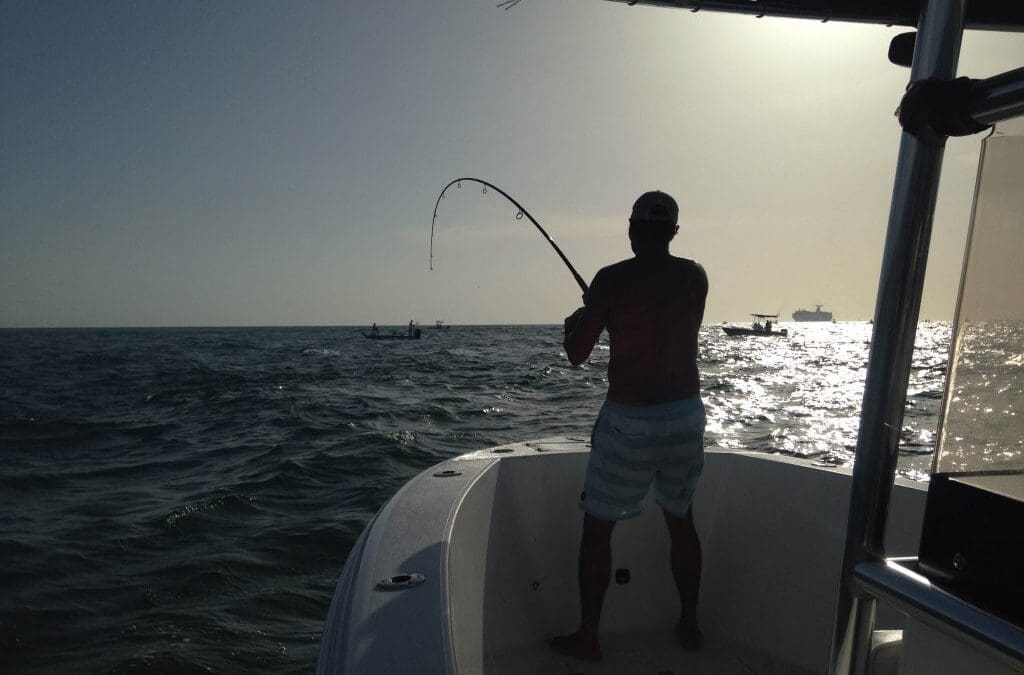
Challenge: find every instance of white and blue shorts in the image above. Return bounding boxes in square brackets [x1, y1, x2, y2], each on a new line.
[581, 396, 706, 521]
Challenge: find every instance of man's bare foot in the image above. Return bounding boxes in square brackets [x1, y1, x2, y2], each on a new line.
[676, 620, 703, 651]
[551, 632, 602, 662]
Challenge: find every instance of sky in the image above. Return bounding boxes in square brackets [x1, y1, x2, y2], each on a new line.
[2, 1, 1022, 327]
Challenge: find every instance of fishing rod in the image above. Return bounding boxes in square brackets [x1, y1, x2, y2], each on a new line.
[430, 178, 589, 295]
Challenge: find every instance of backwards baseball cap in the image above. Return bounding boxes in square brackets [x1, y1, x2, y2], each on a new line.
[630, 190, 678, 226]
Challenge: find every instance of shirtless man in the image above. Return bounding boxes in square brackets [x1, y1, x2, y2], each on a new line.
[552, 190, 708, 662]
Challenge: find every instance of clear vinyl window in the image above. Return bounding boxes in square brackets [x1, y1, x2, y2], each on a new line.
[934, 134, 1024, 477]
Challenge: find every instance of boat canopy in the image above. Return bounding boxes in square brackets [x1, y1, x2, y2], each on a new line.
[602, 1, 1024, 31]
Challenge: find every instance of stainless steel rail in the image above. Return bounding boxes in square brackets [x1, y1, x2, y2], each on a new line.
[853, 559, 1024, 672]
[972, 66, 1024, 126]
[828, 1, 966, 674]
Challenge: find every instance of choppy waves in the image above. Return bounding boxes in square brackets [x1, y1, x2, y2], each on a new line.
[0, 323, 949, 673]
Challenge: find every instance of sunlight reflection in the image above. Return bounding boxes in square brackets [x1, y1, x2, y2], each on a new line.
[700, 321, 949, 477]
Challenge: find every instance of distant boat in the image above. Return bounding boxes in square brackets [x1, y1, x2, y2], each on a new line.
[792, 304, 833, 321]
[430, 320, 451, 329]
[722, 314, 788, 337]
[364, 327, 422, 340]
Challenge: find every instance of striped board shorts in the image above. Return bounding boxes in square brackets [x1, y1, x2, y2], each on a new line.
[581, 395, 706, 521]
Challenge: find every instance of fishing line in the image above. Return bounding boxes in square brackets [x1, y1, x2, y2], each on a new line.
[429, 177, 588, 294]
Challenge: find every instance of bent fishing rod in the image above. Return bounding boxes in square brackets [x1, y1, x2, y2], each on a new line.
[430, 178, 589, 295]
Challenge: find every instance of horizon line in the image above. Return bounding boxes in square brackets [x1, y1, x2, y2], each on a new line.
[0, 318, 917, 330]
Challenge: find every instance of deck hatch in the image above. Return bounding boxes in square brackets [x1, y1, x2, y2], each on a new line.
[376, 573, 426, 591]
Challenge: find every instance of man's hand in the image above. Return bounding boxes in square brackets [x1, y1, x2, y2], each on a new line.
[564, 307, 586, 337]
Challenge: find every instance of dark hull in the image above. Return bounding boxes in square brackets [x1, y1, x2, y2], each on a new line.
[722, 326, 788, 337]
[363, 332, 421, 340]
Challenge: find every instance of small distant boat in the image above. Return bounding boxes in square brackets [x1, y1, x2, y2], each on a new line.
[792, 304, 833, 322]
[430, 320, 451, 329]
[363, 327, 422, 340]
[722, 314, 788, 337]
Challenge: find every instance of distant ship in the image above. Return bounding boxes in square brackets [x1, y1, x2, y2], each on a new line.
[792, 304, 833, 322]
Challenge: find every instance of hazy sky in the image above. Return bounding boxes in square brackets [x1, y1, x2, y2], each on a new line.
[2, 1, 1022, 327]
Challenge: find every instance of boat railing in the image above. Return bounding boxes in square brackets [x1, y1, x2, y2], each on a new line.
[852, 559, 1024, 670]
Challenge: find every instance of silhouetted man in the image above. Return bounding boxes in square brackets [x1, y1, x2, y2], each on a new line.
[554, 190, 708, 662]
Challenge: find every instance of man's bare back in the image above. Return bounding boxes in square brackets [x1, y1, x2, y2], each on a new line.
[564, 252, 707, 405]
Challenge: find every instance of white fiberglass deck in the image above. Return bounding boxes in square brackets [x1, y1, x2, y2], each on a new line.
[488, 630, 816, 674]
[318, 438, 927, 675]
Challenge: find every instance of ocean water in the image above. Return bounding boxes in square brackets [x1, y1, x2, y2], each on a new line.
[0, 322, 950, 673]
[937, 320, 1024, 473]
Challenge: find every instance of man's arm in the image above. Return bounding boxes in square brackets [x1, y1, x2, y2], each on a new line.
[563, 270, 609, 366]
[692, 262, 709, 326]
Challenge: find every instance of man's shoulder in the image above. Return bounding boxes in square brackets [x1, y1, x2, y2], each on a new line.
[591, 259, 636, 286]
[599, 259, 636, 275]
[597, 256, 706, 278]
[671, 255, 703, 269]
[670, 256, 707, 280]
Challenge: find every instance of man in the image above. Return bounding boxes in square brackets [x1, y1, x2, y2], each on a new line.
[553, 190, 708, 662]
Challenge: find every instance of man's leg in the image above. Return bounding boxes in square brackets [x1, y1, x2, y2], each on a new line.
[663, 506, 702, 650]
[551, 513, 616, 662]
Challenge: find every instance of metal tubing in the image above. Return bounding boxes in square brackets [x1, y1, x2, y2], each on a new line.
[972, 66, 1024, 126]
[828, 2, 966, 674]
[853, 560, 1024, 670]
